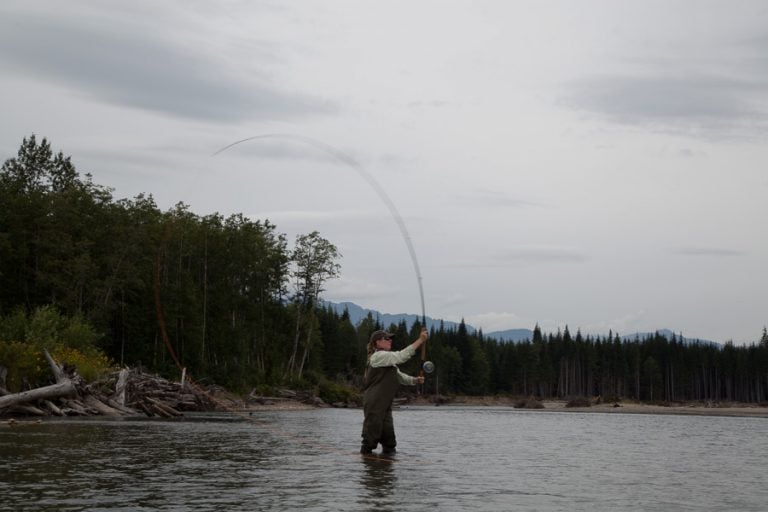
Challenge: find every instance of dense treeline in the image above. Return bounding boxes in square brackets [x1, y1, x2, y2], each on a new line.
[1, 136, 767, 402]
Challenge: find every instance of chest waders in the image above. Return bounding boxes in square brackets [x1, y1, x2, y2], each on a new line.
[361, 364, 400, 454]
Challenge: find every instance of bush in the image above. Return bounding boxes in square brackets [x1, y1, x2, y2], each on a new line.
[0, 307, 27, 341]
[0, 305, 102, 349]
[0, 340, 114, 390]
[50, 345, 113, 382]
[0, 306, 111, 387]
[316, 376, 360, 404]
[59, 314, 100, 352]
[26, 305, 63, 347]
[0, 340, 48, 391]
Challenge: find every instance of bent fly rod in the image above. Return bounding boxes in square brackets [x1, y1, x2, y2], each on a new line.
[213, 134, 434, 375]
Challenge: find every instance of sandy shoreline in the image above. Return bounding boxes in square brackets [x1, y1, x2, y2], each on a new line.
[425, 396, 768, 418]
[233, 396, 768, 418]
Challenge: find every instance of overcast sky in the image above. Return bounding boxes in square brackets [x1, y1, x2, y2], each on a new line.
[2, 1, 767, 343]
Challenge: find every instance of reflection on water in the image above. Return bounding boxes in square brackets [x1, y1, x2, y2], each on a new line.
[359, 456, 398, 511]
[1, 408, 767, 511]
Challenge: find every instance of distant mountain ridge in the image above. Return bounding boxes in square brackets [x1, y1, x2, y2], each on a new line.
[321, 301, 715, 344]
[322, 301, 465, 333]
[322, 301, 534, 341]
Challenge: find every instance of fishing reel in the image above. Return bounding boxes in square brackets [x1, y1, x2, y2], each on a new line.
[422, 360, 435, 374]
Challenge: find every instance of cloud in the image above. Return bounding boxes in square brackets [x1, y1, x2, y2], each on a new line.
[498, 245, 588, 263]
[215, 139, 342, 163]
[582, 310, 649, 338]
[465, 311, 526, 332]
[432, 245, 588, 269]
[246, 209, 376, 224]
[672, 247, 744, 257]
[324, 276, 399, 304]
[407, 100, 449, 109]
[0, 9, 335, 122]
[569, 74, 757, 119]
[461, 189, 543, 208]
[564, 73, 768, 137]
[561, 31, 768, 139]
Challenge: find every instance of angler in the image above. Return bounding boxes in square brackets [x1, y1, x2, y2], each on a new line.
[360, 328, 428, 457]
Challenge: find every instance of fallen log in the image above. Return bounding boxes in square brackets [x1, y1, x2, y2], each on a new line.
[62, 399, 90, 416]
[83, 395, 124, 416]
[2, 354, 220, 418]
[146, 397, 183, 417]
[135, 401, 155, 417]
[105, 398, 138, 415]
[42, 399, 64, 416]
[0, 349, 77, 412]
[0, 379, 76, 411]
[9, 404, 47, 416]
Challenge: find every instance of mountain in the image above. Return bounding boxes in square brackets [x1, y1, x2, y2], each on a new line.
[321, 301, 716, 345]
[321, 301, 465, 332]
[322, 301, 532, 340]
[484, 328, 535, 342]
[620, 329, 718, 345]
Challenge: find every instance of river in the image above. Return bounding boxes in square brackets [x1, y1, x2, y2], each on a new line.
[2, 406, 767, 511]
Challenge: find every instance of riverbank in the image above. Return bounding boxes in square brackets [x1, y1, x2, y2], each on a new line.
[230, 392, 768, 418]
[418, 395, 768, 418]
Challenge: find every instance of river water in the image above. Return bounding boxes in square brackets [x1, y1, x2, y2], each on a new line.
[2, 406, 767, 511]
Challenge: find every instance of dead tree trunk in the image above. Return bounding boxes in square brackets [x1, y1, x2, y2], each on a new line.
[112, 368, 129, 406]
[0, 349, 76, 411]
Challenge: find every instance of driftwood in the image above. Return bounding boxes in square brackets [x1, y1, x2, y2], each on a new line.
[42, 399, 64, 416]
[1, 350, 337, 418]
[8, 404, 47, 416]
[0, 351, 217, 418]
[0, 349, 76, 410]
[113, 368, 129, 406]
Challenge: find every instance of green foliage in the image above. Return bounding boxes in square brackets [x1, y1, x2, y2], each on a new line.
[59, 314, 101, 352]
[27, 305, 65, 347]
[314, 374, 360, 405]
[0, 340, 112, 390]
[50, 345, 113, 383]
[3, 305, 101, 351]
[0, 340, 47, 390]
[2, 136, 767, 405]
[0, 305, 111, 388]
[0, 307, 27, 341]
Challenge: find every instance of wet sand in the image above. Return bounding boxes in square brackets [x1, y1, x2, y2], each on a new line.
[232, 393, 768, 418]
[435, 396, 768, 418]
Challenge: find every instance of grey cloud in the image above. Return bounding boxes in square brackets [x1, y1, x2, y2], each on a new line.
[215, 139, 341, 163]
[673, 247, 744, 257]
[564, 73, 766, 131]
[500, 246, 588, 263]
[407, 100, 449, 109]
[562, 29, 768, 138]
[439, 247, 588, 267]
[462, 189, 543, 208]
[0, 11, 335, 122]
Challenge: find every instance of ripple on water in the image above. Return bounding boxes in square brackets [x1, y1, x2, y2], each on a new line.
[1, 409, 767, 511]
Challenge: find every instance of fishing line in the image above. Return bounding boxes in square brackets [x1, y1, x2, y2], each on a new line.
[212, 133, 426, 324]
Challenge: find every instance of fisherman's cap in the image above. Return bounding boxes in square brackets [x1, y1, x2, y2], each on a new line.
[370, 330, 395, 343]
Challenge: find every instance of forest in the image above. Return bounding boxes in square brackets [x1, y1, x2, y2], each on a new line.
[1, 135, 767, 403]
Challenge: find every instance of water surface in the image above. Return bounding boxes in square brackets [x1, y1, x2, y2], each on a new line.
[2, 407, 766, 511]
